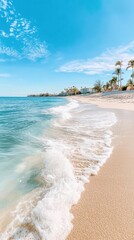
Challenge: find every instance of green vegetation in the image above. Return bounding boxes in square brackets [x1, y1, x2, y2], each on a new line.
[93, 80, 103, 92]
[93, 60, 134, 92]
[64, 86, 80, 95]
[114, 61, 123, 88]
[126, 60, 134, 85]
[122, 86, 127, 91]
[28, 86, 82, 97]
[94, 77, 118, 93]
[28, 93, 54, 97]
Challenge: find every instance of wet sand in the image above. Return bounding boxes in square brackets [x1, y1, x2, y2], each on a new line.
[67, 95, 134, 240]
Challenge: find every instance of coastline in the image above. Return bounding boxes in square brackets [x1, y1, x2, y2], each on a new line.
[1, 95, 134, 239]
[70, 92, 134, 112]
[67, 94, 134, 240]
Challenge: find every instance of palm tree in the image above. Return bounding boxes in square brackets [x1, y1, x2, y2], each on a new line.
[127, 79, 133, 86]
[131, 72, 134, 86]
[109, 79, 113, 90]
[126, 60, 134, 83]
[108, 76, 117, 90]
[115, 61, 123, 89]
[115, 61, 123, 67]
[65, 86, 80, 95]
[111, 76, 118, 90]
[71, 86, 79, 95]
[105, 82, 110, 91]
[103, 84, 106, 91]
[93, 80, 103, 92]
[113, 68, 121, 88]
[64, 88, 71, 95]
[126, 79, 133, 90]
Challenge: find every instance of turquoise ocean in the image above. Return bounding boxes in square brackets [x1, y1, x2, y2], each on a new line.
[0, 97, 117, 240]
[0, 97, 67, 209]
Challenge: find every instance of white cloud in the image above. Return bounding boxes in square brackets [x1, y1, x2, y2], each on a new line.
[0, 43, 20, 58]
[0, 30, 9, 37]
[0, 73, 10, 77]
[22, 41, 49, 61]
[58, 41, 134, 75]
[0, 0, 8, 10]
[0, 0, 48, 61]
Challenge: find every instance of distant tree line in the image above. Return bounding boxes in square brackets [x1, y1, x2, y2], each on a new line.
[28, 86, 93, 97]
[28, 93, 53, 97]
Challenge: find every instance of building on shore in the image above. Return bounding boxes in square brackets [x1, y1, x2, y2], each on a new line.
[80, 87, 93, 94]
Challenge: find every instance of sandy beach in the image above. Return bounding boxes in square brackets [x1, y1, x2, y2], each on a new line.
[71, 92, 134, 111]
[67, 93, 134, 240]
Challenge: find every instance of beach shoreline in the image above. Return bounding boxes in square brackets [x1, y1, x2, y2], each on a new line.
[1, 94, 134, 240]
[67, 94, 134, 240]
[70, 92, 134, 111]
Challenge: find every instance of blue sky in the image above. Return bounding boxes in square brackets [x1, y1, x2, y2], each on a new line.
[0, 0, 134, 96]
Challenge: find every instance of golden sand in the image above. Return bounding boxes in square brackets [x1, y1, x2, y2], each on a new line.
[67, 94, 134, 240]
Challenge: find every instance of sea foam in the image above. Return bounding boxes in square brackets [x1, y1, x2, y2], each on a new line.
[43, 99, 79, 120]
[1, 99, 117, 240]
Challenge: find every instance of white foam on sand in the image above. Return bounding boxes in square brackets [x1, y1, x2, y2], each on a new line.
[1, 100, 117, 240]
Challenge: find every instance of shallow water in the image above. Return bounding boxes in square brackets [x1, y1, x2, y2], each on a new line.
[0, 97, 117, 240]
[0, 97, 67, 210]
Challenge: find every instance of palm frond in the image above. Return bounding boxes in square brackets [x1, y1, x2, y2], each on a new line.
[115, 61, 123, 66]
[126, 66, 131, 70]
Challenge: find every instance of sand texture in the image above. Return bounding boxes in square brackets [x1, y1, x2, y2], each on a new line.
[67, 95, 134, 240]
[71, 92, 134, 111]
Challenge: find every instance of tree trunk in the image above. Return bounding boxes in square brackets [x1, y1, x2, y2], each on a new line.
[118, 75, 120, 90]
[132, 67, 134, 86]
[120, 66, 122, 89]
